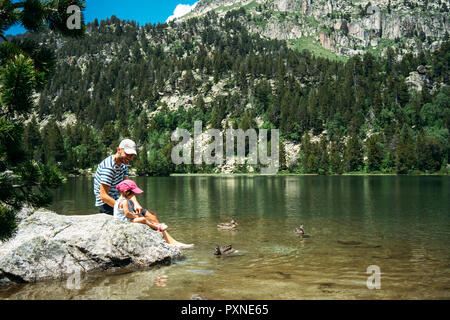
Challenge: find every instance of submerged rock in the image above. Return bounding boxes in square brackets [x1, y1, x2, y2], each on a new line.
[0, 209, 181, 285]
[337, 240, 362, 246]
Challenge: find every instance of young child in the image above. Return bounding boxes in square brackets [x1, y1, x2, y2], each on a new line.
[114, 180, 194, 249]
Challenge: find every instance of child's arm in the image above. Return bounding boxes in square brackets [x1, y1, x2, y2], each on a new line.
[121, 201, 138, 220]
[128, 194, 143, 215]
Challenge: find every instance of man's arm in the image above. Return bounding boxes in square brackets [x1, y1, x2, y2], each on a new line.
[99, 184, 116, 207]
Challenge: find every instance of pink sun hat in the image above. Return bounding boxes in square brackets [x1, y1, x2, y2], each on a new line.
[116, 180, 144, 194]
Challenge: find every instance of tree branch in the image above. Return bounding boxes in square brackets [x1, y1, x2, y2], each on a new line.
[14, 1, 59, 12]
[13, 2, 26, 9]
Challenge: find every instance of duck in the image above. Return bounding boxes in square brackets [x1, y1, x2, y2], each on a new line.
[214, 244, 236, 255]
[217, 219, 238, 230]
[293, 225, 305, 238]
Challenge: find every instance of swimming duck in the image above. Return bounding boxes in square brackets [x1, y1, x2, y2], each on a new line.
[214, 244, 236, 255]
[293, 225, 305, 238]
[217, 219, 238, 230]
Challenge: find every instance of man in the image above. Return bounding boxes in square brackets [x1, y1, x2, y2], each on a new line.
[94, 139, 143, 215]
[93, 139, 194, 248]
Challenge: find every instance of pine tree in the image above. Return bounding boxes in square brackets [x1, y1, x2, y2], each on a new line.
[299, 132, 311, 173]
[329, 140, 344, 174]
[240, 111, 255, 131]
[41, 121, 66, 165]
[23, 117, 42, 161]
[366, 135, 384, 172]
[318, 136, 329, 175]
[416, 131, 428, 171]
[279, 139, 287, 171]
[395, 125, 415, 174]
[416, 131, 443, 172]
[81, 125, 103, 168]
[344, 134, 363, 172]
[133, 113, 149, 145]
[182, 69, 196, 93]
[254, 79, 271, 114]
[0, 0, 85, 240]
[100, 121, 119, 152]
[135, 143, 149, 175]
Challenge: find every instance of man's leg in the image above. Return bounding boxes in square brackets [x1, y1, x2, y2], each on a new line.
[142, 209, 175, 243]
[98, 204, 114, 215]
[142, 209, 193, 247]
[143, 209, 159, 223]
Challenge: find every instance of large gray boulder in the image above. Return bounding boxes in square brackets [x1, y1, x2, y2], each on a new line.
[0, 209, 181, 285]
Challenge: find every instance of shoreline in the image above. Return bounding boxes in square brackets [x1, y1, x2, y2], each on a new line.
[65, 172, 449, 178]
[169, 173, 448, 177]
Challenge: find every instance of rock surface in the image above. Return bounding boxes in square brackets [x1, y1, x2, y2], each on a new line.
[181, 0, 449, 58]
[0, 209, 181, 285]
[405, 71, 428, 91]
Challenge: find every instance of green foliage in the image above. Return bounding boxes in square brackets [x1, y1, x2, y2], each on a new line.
[23, 116, 42, 160]
[395, 125, 416, 174]
[416, 131, 444, 172]
[134, 143, 149, 175]
[41, 120, 66, 165]
[318, 136, 330, 175]
[366, 135, 384, 172]
[142, 132, 174, 176]
[344, 135, 363, 172]
[3, 10, 448, 180]
[0, 117, 25, 167]
[100, 121, 119, 152]
[0, 54, 36, 118]
[0, 206, 17, 242]
[329, 140, 344, 174]
[0, 0, 85, 241]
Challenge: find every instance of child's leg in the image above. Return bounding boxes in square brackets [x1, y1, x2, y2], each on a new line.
[131, 217, 158, 231]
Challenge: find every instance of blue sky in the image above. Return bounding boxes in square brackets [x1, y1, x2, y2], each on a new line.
[5, 0, 199, 35]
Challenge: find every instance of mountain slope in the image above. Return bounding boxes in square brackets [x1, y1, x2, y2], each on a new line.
[15, 5, 450, 175]
[179, 0, 449, 58]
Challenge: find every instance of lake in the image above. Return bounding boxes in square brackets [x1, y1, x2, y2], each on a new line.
[1, 175, 449, 299]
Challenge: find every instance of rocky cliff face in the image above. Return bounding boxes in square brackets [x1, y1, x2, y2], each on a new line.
[181, 0, 449, 57]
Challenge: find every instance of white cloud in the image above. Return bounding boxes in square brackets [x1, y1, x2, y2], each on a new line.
[166, 2, 199, 22]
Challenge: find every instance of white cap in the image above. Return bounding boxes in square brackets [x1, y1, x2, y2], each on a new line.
[119, 139, 137, 155]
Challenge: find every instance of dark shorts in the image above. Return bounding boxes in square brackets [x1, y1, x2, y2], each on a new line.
[98, 203, 114, 215]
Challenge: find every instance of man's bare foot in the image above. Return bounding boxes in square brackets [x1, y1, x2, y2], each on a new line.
[173, 242, 195, 249]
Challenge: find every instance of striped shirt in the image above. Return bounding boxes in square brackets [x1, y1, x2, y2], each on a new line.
[93, 155, 129, 207]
